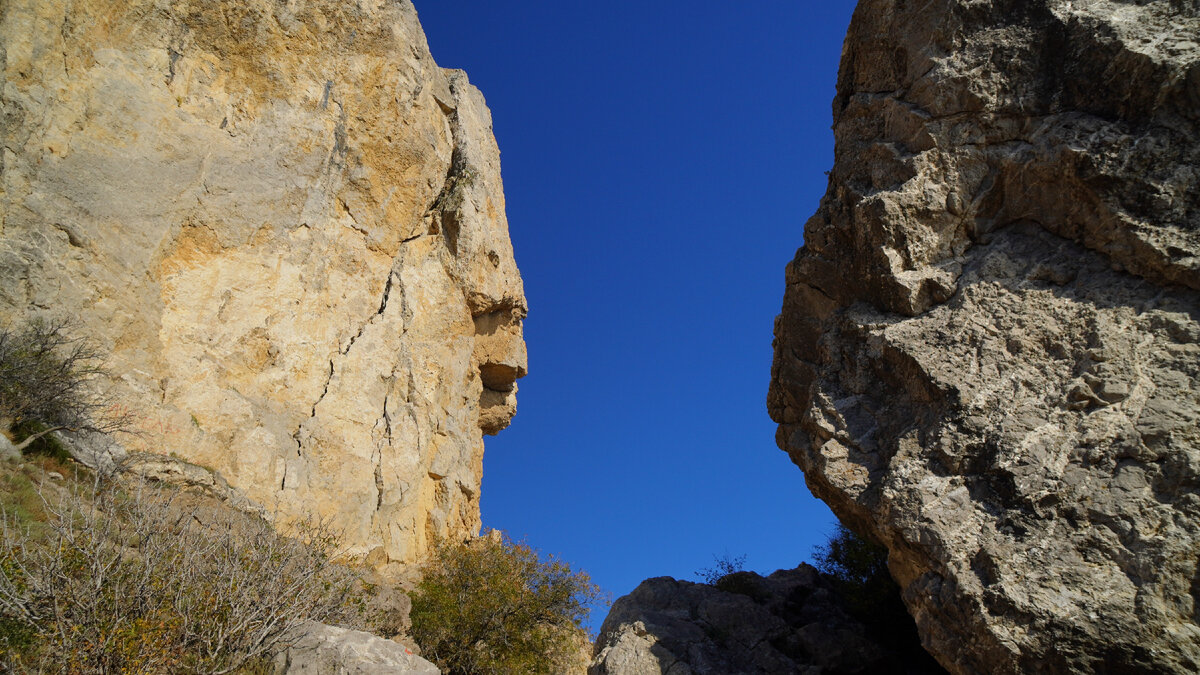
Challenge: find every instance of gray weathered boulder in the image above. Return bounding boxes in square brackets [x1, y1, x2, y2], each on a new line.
[274, 621, 439, 675]
[769, 0, 1200, 673]
[590, 566, 943, 675]
[0, 433, 19, 462]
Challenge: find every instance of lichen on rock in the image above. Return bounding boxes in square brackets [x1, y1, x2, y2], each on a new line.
[770, 0, 1199, 673]
[0, 0, 526, 568]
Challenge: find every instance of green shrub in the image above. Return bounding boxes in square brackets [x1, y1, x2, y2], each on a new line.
[8, 421, 72, 463]
[410, 532, 603, 675]
[814, 523, 942, 670]
[0, 471, 45, 533]
[813, 523, 895, 617]
[0, 616, 34, 657]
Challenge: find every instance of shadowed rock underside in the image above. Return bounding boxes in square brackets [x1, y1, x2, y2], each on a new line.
[590, 566, 945, 675]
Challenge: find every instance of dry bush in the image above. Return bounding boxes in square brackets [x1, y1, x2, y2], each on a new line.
[0, 478, 368, 674]
[411, 531, 603, 675]
[695, 552, 747, 585]
[0, 319, 130, 455]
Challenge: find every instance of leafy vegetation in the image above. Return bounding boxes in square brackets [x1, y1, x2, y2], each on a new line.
[8, 421, 73, 463]
[814, 523, 944, 671]
[813, 523, 895, 616]
[0, 320, 604, 673]
[410, 532, 603, 675]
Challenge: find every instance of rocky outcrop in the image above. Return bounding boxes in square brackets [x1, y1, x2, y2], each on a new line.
[274, 621, 440, 675]
[0, 0, 526, 566]
[769, 1, 1199, 673]
[590, 566, 943, 675]
[123, 451, 270, 518]
[0, 433, 18, 462]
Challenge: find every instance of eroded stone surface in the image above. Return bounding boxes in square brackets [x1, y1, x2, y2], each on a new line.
[590, 566, 943, 675]
[0, 0, 526, 566]
[275, 621, 440, 675]
[769, 1, 1199, 673]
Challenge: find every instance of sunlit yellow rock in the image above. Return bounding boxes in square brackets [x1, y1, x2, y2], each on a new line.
[0, 0, 526, 568]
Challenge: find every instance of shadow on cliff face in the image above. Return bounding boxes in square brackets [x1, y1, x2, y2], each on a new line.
[813, 523, 945, 673]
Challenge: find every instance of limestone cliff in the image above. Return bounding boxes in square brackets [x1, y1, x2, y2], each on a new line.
[769, 0, 1199, 672]
[0, 0, 526, 567]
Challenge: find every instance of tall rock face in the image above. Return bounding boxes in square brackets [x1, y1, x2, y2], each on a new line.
[0, 0, 526, 566]
[769, 1, 1199, 673]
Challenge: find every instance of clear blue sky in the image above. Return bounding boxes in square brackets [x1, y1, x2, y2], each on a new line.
[414, 1, 858, 628]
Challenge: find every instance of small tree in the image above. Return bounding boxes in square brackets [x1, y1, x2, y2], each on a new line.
[812, 523, 893, 614]
[814, 523, 941, 670]
[410, 532, 603, 675]
[0, 319, 127, 454]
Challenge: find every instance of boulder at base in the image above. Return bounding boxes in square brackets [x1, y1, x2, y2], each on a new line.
[275, 621, 439, 675]
[590, 565, 944, 675]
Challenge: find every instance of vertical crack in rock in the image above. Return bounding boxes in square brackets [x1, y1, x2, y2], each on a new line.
[374, 460, 384, 511]
[428, 146, 466, 257]
[320, 79, 333, 110]
[299, 261, 400, 478]
[376, 270, 394, 316]
[374, 393, 393, 513]
[339, 268, 397, 360]
[310, 359, 335, 420]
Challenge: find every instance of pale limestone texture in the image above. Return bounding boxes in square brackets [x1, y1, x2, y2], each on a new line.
[274, 621, 440, 675]
[770, 0, 1198, 673]
[0, 433, 17, 462]
[0, 0, 526, 566]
